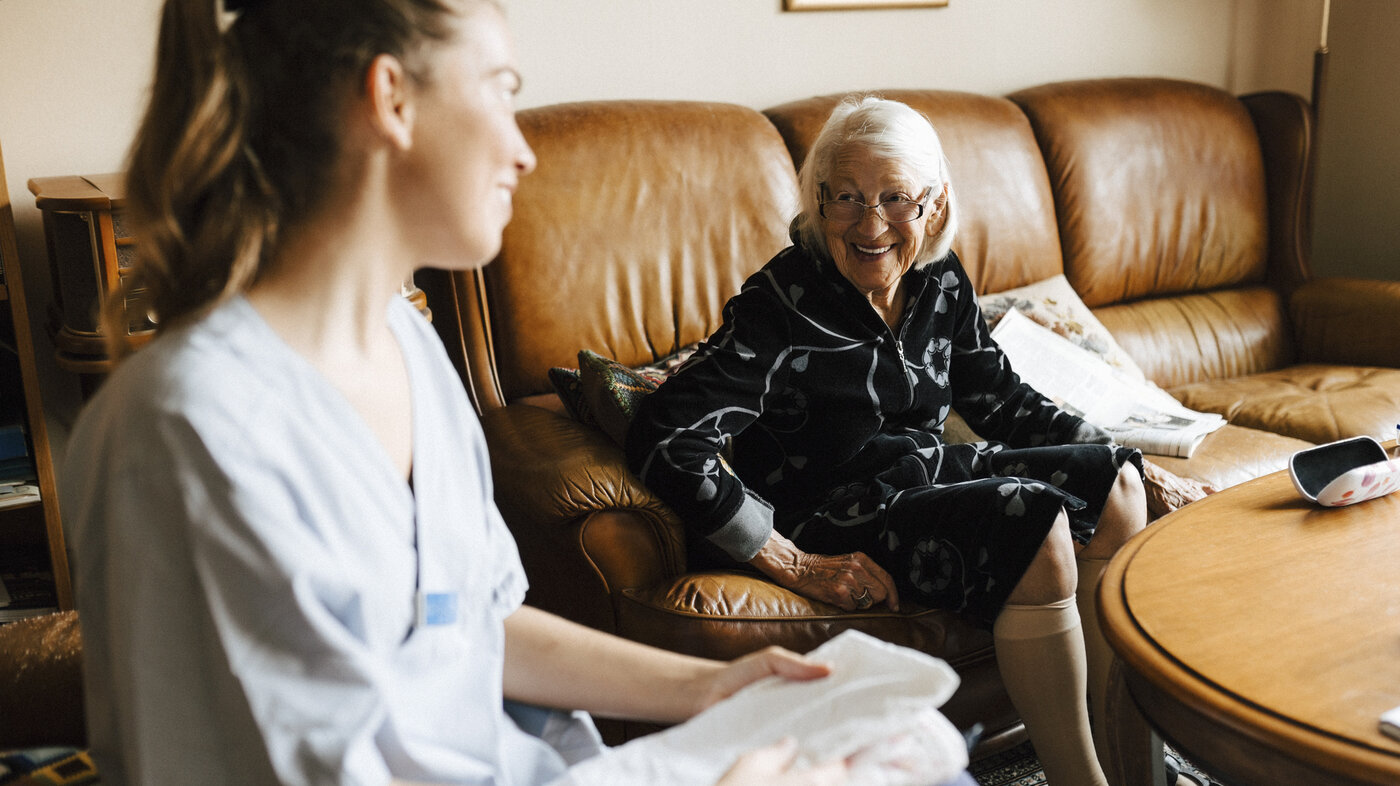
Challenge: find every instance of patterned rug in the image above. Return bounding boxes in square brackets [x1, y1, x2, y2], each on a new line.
[968, 741, 1226, 786]
[968, 741, 1046, 786]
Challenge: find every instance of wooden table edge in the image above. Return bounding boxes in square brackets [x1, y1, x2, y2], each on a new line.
[1099, 517, 1400, 785]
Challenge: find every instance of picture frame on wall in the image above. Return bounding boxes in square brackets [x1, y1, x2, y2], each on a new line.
[784, 0, 947, 10]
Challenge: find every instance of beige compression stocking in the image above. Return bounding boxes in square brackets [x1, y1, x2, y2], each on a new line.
[994, 597, 1109, 786]
[1076, 555, 1116, 776]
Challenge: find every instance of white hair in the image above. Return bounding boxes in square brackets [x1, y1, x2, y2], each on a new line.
[792, 95, 958, 268]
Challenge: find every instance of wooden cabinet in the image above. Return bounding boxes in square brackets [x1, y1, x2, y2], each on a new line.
[0, 139, 71, 616]
[28, 173, 151, 380]
[27, 172, 430, 397]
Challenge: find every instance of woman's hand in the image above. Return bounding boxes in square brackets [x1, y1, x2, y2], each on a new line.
[690, 645, 833, 715]
[716, 738, 849, 786]
[749, 531, 900, 612]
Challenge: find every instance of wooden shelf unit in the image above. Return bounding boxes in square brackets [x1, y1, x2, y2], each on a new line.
[0, 139, 72, 612]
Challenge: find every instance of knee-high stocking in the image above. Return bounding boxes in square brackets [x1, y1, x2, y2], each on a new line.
[1076, 554, 1115, 775]
[994, 597, 1108, 786]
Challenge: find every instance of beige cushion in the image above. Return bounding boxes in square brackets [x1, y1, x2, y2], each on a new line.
[1169, 364, 1400, 446]
[980, 274, 1147, 382]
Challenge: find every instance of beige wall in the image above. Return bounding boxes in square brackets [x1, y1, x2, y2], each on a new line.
[509, 0, 1238, 109]
[1310, 0, 1400, 282]
[0, 0, 1384, 444]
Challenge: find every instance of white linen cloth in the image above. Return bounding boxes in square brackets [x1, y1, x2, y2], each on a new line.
[563, 629, 970, 786]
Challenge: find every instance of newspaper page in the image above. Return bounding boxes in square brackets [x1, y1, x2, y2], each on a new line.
[990, 309, 1225, 458]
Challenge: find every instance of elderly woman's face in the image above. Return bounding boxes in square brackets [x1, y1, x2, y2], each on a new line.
[820, 145, 936, 302]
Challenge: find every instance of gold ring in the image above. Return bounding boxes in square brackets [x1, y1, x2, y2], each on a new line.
[852, 588, 873, 609]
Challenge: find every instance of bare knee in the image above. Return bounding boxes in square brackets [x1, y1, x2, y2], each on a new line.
[1005, 510, 1077, 606]
[1082, 464, 1146, 560]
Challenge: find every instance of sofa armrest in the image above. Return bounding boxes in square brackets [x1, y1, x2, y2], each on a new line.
[1291, 277, 1400, 367]
[1240, 90, 1313, 294]
[480, 404, 688, 632]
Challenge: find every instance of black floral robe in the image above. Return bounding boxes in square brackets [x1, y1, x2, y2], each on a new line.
[626, 245, 1140, 625]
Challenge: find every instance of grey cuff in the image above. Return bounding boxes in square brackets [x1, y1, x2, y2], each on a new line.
[708, 489, 775, 562]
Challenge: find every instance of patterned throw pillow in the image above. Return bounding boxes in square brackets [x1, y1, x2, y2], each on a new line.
[547, 367, 589, 422]
[979, 274, 1147, 382]
[550, 345, 702, 445]
[549, 343, 703, 437]
[577, 350, 667, 446]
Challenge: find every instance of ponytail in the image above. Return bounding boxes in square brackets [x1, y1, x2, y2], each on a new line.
[110, 0, 268, 356]
[110, 0, 462, 359]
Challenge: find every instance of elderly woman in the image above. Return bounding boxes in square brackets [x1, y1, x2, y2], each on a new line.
[627, 96, 1147, 786]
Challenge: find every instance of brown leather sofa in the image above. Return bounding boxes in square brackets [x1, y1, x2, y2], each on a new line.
[421, 77, 1400, 754]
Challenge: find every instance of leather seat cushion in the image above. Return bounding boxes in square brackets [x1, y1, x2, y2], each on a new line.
[1169, 365, 1400, 446]
[615, 571, 1017, 734]
[1142, 423, 1314, 491]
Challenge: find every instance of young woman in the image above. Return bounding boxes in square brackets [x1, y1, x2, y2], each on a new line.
[60, 1, 866, 783]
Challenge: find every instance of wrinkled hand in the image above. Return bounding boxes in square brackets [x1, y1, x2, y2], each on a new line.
[750, 531, 900, 612]
[1142, 459, 1217, 519]
[716, 738, 849, 786]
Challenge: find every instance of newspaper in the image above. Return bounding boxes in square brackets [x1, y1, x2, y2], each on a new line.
[990, 308, 1225, 458]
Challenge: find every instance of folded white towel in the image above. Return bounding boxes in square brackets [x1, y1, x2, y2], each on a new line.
[560, 629, 969, 786]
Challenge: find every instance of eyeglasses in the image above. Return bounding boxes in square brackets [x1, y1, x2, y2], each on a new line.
[818, 186, 933, 224]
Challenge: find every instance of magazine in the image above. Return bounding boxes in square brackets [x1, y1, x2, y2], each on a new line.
[990, 308, 1225, 458]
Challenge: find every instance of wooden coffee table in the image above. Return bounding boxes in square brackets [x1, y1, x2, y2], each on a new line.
[1099, 456, 1400, 785]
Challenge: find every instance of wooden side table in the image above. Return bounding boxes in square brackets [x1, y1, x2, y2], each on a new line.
[28, 172, 431, 394]
[1100, 456, 1400, 784]
[27, 173, 150, 378]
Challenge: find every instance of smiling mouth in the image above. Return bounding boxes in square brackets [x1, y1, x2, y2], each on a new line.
[854, 244, 891, 255]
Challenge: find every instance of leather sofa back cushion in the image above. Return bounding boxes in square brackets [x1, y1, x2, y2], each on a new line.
[1094, 285, 1293, 389]
[764, 89, 1065, 295]
[1009, 78, 1270, 308]
[484, 100, 798, 402]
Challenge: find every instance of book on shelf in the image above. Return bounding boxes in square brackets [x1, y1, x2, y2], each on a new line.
[0, 546, 59, 622]
[0, 482, 40, 509]
[0, 454, 36, 486]
[0, 422, 27, 460]
[0, 423, 33, 487]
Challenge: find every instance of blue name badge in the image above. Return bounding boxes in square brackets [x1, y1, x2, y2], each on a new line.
[416, 591, 459, 627]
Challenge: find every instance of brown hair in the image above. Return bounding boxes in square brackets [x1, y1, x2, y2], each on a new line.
[111, 0, 469, 355]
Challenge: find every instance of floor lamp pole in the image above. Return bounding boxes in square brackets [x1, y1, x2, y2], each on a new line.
[1312, 0, 1330, 126]
[1303, 0, 1330, 274]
